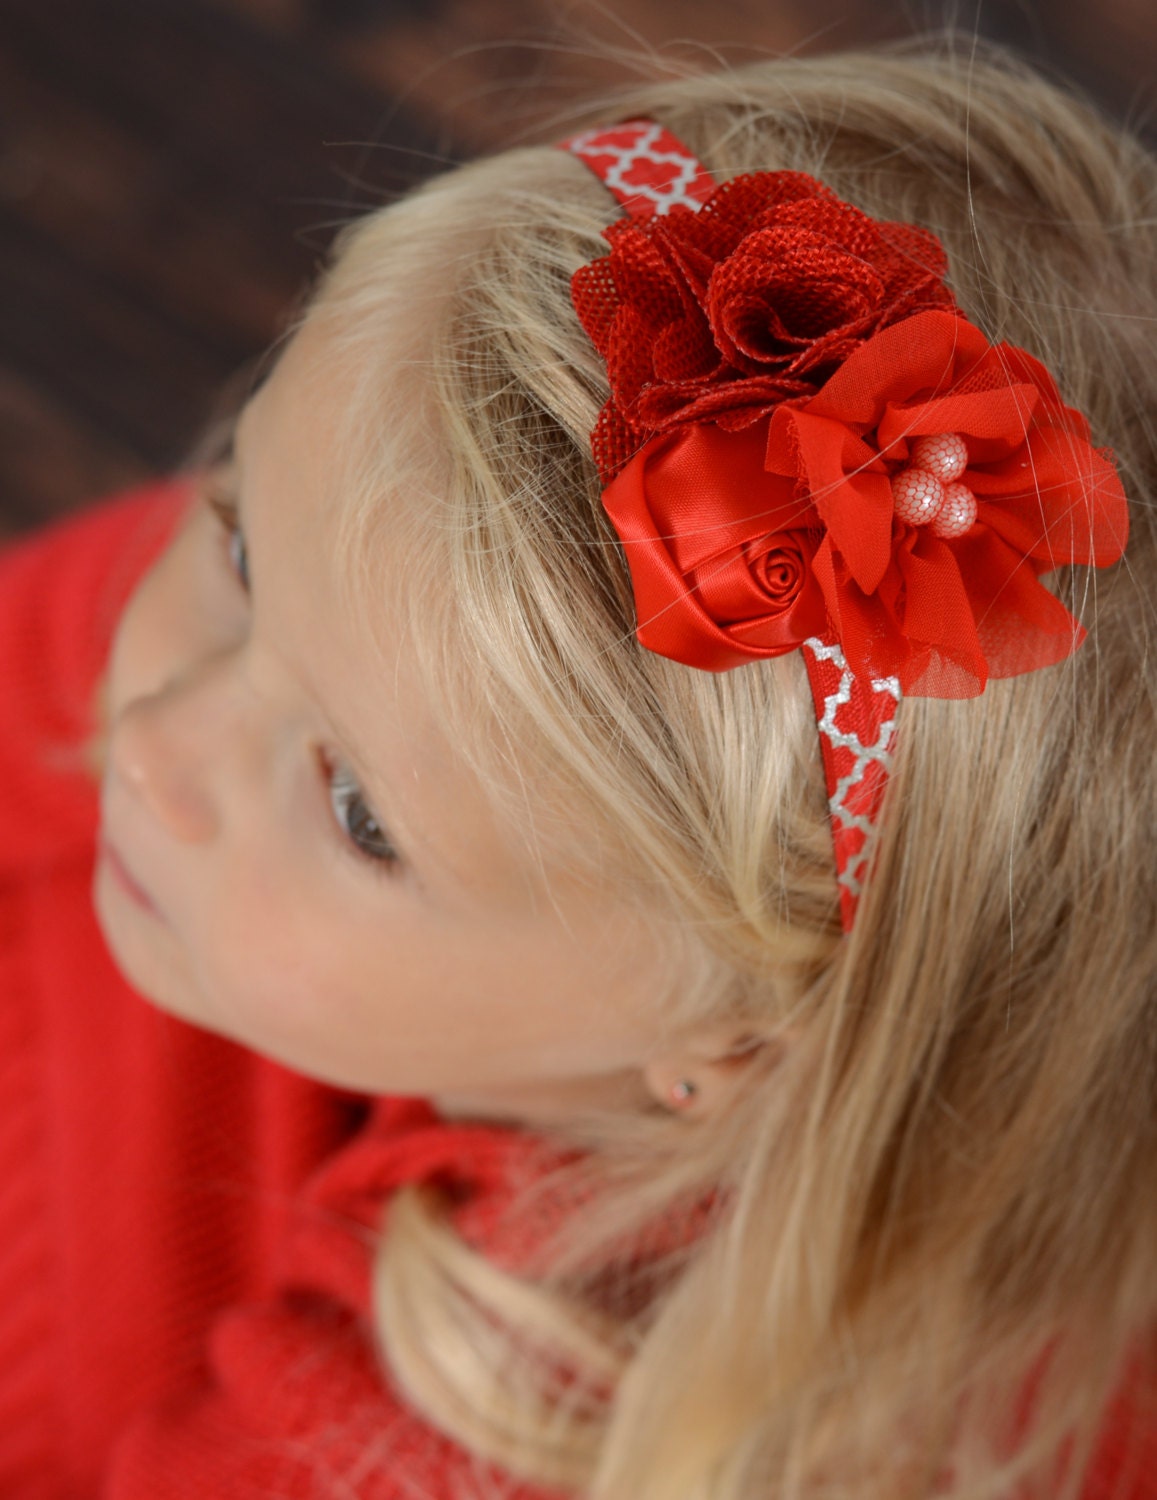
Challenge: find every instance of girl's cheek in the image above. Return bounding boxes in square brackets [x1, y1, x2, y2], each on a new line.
[197, 905, 325, 1049]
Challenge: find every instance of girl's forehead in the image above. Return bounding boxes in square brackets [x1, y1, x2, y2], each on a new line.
[277, 291, 446, 505]
[246, 299, 442, 576]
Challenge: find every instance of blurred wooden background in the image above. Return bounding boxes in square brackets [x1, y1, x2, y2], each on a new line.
[1, 0, 1154, 537]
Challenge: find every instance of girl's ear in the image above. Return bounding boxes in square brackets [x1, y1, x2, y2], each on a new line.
[641, 1025, 786, 1119]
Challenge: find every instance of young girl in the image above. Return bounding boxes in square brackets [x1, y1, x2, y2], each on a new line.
[1, 37, 1154, 1500]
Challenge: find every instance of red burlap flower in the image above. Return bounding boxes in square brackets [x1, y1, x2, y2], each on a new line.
[601, 309, 1129, 695]
[571, 170, 957, 484]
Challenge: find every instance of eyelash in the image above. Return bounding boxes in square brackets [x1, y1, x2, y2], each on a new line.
[204, 474, 399, 873]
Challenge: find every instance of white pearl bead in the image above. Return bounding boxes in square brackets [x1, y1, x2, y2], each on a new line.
[909, 432, 969, 484]
[929, 481, 978, 539]
[891, 467, 945, 526]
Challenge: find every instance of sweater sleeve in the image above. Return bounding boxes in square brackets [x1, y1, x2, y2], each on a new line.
[101, 1099, 575, 1500]
[102, 1301, 476, 1500]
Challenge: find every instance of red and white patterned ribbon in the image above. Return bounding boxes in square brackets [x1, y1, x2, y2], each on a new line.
[801, 638, 900, 930]
[561, 120, 901, 930]
[560, 121, 717, 218]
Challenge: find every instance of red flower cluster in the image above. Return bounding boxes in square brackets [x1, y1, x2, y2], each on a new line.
[574, 176, 1130, 697]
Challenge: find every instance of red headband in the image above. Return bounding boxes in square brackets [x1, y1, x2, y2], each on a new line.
[560, 121, 1129, 929]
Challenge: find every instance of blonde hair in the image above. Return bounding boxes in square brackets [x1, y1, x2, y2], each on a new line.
[288, 39, 1157, 1500]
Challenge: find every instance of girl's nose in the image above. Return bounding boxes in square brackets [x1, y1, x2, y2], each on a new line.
[108, 660, 242, 845]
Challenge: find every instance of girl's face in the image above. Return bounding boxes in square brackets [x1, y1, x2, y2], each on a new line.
[94, 311, 672, 1123]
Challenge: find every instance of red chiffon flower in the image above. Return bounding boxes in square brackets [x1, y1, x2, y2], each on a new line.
[602, 310, 1129, 695]
[571, 171, 956, 485]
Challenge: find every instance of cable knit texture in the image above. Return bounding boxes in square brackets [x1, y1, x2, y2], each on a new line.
[0, 484, 1152, 1497]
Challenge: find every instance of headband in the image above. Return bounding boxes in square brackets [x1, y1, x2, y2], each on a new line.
[559, 121, 1129, 929]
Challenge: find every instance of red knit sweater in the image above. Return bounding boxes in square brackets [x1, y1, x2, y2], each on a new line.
[0, 484, 1152, 1497]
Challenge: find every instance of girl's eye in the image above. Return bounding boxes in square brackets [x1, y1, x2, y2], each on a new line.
[327, 760, 399, 866]
[206, 482, 250, 592]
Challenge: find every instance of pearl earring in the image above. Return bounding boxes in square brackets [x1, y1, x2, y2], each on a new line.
[668, 1078, 697, 1108]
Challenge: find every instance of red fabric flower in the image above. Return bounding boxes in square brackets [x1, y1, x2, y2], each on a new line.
[571, 171, 957, 484]
[601, 309, 1129, 695]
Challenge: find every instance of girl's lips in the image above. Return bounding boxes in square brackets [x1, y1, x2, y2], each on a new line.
[100, 838, 163, 920]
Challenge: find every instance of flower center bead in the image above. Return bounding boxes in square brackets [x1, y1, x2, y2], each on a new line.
[888, 431, 977, 539]
[910, 432, 969, 483]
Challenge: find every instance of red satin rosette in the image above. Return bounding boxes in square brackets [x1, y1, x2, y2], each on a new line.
[602, 308, 1129, 697]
